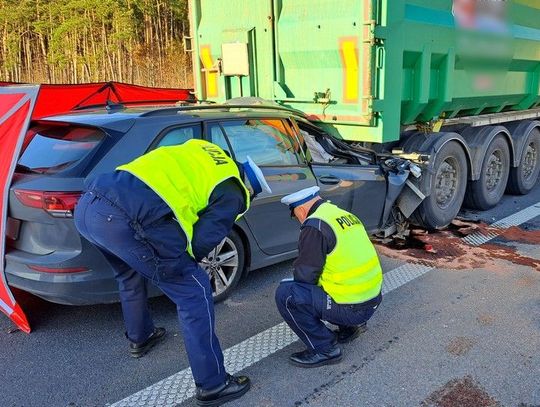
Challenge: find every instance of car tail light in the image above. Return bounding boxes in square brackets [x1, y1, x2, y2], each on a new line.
[14, 190, 82, 218]
[28, 265, 88, 273]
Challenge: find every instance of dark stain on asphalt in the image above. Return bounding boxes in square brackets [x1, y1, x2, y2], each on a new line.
[516, 275, 538, 287]
[482, 243, 540, 270]
[421, 376, 501, 407]
[293, 336, 400, 406]
[375, 225, 540, 272]
[446, 336, 476, 356]
[498, 226, 540, 245]
[476, 314, 496, 326]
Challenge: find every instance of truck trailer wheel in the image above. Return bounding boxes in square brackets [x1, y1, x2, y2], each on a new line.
[464, 135, 510, 210]
[506, 128, 540, 195]
[412, 141, 468, 229]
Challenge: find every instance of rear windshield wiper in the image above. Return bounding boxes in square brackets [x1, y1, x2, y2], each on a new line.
[16, 163, 45, 174]
[45, 160, 77, 172]
[15, 161, 75, 175]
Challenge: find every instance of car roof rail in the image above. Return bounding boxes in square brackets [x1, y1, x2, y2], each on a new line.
[105, 101, 126, 112]
[72, 100, 192, 111]
[139, 104, 308, 118]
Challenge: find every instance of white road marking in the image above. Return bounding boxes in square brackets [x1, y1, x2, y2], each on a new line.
[463, 203, 540, 246]
[109, 263, 423, 407]
[109, 201, 540, 407]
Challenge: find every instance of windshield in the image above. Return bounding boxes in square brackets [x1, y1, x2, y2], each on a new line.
[18, 124, 105, 175]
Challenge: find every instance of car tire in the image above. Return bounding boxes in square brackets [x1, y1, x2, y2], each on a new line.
[506, 128, 540, 195]
[412, 141, 468, 229]
[464, 134, 510, 210]
[200, 230, 245, 303]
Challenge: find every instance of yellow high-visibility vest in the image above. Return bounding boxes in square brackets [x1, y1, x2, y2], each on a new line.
[307, 202, 382, 304]
[117, 139, 250, 256]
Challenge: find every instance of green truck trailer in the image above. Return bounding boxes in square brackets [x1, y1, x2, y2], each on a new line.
[189, 0, 540, 230]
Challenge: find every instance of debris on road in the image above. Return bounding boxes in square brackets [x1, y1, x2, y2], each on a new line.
[476, 314, 496, 326]
[446, 336, 476, 356]
[421, 376, 501, 407]
[374, 224, 540, 271]
[497, 226, 540, 245]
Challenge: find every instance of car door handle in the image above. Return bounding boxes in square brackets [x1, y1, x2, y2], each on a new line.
[318, 176, 340, 185]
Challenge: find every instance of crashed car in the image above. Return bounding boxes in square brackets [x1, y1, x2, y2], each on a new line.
[6, 102, 410, 304]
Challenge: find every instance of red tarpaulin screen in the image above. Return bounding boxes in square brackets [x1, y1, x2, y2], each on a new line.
[0, 81, 192, 119]
[0, 82, 192, 332]
[0, 86, 39, 333]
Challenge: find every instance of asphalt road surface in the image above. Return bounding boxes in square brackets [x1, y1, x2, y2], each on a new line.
[1, 184, 540, 407]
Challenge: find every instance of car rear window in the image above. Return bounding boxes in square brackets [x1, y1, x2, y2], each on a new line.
[18, 124, 105, 175]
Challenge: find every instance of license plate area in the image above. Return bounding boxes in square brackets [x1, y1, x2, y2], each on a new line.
[6, 217, 21, 241]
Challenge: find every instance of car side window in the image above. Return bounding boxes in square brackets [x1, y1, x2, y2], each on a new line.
[218, 119, 300, 166]
[155, 124, 201, 148]
[207, 123, 232, 156]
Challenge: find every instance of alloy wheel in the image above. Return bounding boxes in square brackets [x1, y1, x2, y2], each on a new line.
[200, 237, 239, 297]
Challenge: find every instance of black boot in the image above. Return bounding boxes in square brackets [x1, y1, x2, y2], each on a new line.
[129, 327, 166, 358]
[195, 374, 251, 406]
[334, 322, 367, 344]
[289, 346, 342, 368]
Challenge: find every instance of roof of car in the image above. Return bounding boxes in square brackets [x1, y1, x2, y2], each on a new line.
[39, 103, 307, 126]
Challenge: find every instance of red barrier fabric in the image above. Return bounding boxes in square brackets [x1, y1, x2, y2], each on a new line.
[0, 87, 39, 333]
[0, 93, 24, 119]
[32, 83, 105, 119]
[0, 81, 192, 119]
[0, 82, 191, 332]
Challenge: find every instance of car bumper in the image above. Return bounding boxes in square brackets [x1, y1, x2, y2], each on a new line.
[5, 255, 121, 305]
[4, 245, 162, 305]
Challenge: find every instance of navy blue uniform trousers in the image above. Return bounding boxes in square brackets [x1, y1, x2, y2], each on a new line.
[75, 191, 226, 389]
[275, 281, 381, 353]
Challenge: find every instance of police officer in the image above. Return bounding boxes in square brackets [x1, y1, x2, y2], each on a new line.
[74, 139, 270, 406]
[275, 186, 383, 367]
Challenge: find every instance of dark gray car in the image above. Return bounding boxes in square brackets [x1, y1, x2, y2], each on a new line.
[5, 105, 387, 304]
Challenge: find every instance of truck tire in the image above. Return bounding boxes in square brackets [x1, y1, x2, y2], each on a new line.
[200, 230, 246, 303]
[412, 141, 468, 229]
[506, 128, 540, 195]
[464, 135, 510, 210]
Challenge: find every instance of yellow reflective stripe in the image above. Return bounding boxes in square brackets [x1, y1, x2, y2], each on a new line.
[200, 45, 218, 98]
[346, 269, 382, 289]
[340, 37, 359, 103]
[321, 270, 381, 296]
[325, 256, 380, 283]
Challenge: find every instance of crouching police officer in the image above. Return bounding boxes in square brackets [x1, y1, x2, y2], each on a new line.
[275, 186, 383, 367]
[74, 139, 270, 406]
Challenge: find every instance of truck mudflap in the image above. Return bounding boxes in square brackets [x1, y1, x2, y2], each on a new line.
[0, 85, 39, 333]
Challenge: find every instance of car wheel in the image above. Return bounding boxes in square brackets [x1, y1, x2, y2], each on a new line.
[464, 134, 510, 210]
[412, 141, 468, 229]
[199, 230, 245, 302]
[506, 128, 540, 195]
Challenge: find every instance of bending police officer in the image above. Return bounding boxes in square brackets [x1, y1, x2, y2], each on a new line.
[275, 186, 383, 367]
[74, 139, 270, 406]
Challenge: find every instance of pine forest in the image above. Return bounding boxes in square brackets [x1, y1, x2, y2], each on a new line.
[0, 0, 192, 87]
